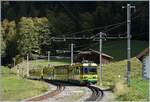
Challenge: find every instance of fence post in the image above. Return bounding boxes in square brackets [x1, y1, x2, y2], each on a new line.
[27, 54, 29, 77]
[48, 51, 50, 62]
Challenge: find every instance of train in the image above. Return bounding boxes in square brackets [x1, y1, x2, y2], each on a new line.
[53, 61, 98, 84]
[80, 62, 98, 84]
[29, 60, 98, 84]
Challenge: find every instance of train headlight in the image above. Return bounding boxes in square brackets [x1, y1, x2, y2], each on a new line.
[93, 76, 96, 79]
[93, 75, 97, 79]
[83, 76, 87, 79]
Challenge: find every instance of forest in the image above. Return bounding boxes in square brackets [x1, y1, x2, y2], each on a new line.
[1, 1, 149, 65]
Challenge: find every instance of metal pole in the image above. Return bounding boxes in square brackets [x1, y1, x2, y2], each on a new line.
[122, 3, 135, 87]
[27, 54, 29, 77]
[71, 43, 74, 65]
[127, 4, 131, 87]
[17, 65, 19, 77]
[13, 58, 16, 67]
[48, 51, 50, 62]
[35, 56, 37, 66]
[99, 32, 102, 85]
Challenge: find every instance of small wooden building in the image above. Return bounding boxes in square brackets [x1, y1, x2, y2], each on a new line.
[136, 47, 149, 80]
[74, 49, 113, 64]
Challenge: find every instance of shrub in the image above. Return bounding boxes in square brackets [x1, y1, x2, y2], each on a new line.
[15, 55, 24, 64]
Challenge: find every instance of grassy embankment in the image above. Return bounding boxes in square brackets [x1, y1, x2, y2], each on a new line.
[97, 57, 149, 101]
[94, 40, 149, 101]
[1, 67, 49, 101]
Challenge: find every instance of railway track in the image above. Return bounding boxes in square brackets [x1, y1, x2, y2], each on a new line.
[27, 84, 65, 101]
[26, 78, 65, 101]
[85, 85, 104, 101]
[27, 77, 103, 101]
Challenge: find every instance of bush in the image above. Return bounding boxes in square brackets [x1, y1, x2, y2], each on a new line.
[15, 55, 24, 64]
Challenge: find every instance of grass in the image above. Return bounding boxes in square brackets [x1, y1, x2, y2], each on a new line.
[91, 40, 148, 60]
[97, 57, 149, 101]
[1, 66, 49, 101]
[97, 57, 143, 86]
[117, 79, 149, 101]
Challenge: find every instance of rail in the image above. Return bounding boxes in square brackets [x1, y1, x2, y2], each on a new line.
[85, 85, 104, 101]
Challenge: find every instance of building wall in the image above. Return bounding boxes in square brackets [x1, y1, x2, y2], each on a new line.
[102, 56, 110, 64]
[142, 55, 149, 80]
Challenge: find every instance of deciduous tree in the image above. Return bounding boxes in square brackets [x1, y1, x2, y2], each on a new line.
[17, 17, 40, 58]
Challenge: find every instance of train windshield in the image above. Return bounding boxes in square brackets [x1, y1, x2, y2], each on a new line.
[83, 67, 97, 74]
[89, 67, 97, 73]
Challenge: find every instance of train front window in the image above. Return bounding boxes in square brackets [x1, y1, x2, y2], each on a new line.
[82, 67, 97, 74]
[89, 67, 97, 74]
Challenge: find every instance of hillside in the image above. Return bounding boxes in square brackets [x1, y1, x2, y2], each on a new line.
[97, 57, 149, 101]
[91, 40, 148, 61]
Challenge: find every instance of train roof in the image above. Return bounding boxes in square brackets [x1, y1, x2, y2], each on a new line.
[83, 63, 97, 67]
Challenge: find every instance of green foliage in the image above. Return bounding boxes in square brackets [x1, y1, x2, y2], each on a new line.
[1, 19, 17, 61]
[1, 2, 149, 65]
[79, 12, 94, 36]
[17, 17, 40, 57]
[2, 1, 149, 40]
[15, 55, 24, 64]
[94, 5, 112, 26]
[33, 17, 51, 54]
[47, 11, 76, 35]
[2, 19, 16, 42]
[1, 27, 6, 57]
[17, 17, 51, 58]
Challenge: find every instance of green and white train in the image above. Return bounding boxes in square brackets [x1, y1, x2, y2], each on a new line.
[53, 61, 98, 84]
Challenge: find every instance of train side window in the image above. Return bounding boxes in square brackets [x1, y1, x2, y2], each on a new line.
[80, 68, 83, 74]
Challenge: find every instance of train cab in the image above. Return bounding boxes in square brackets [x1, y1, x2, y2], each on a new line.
[80, 62, 98, 84]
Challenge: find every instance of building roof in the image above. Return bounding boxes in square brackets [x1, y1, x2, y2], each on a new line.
[136, 47, 149, 61]
[78, 49, 113, 59]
